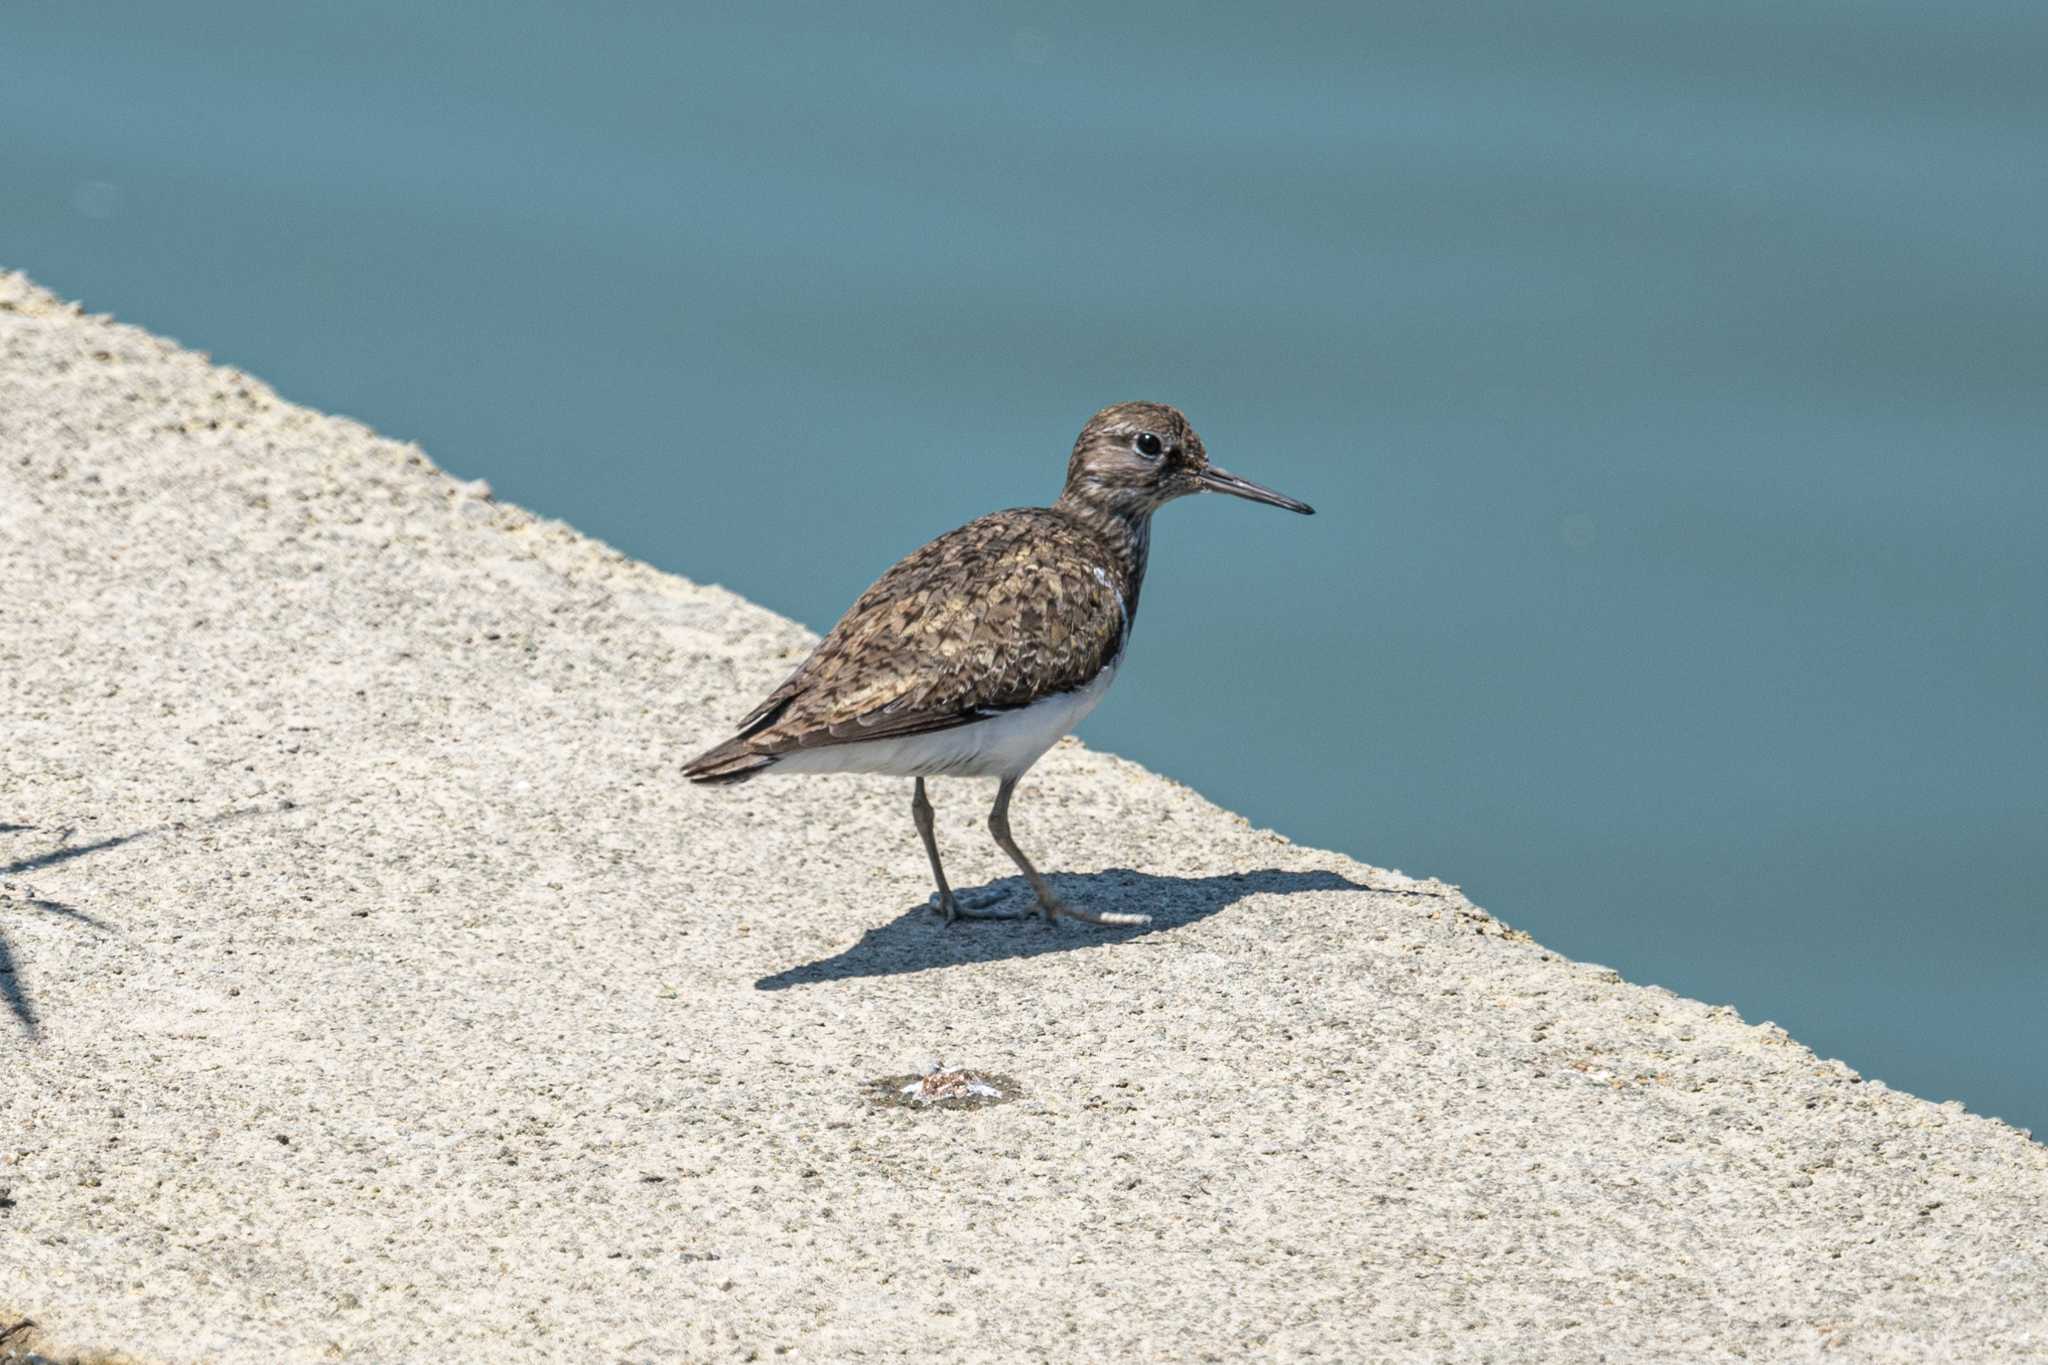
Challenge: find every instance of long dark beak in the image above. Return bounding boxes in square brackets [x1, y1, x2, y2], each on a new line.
[1198, 464, 1315, 515]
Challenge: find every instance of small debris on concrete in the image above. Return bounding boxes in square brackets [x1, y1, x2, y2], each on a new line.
[903, 1067, 1002, 1104]
[868, 1065, 1017, 1111]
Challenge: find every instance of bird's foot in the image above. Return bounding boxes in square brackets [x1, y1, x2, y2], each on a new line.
[1039, 897, 1151, 928]
[929, 888, 1029, 923]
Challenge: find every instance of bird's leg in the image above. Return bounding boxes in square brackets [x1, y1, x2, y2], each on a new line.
[911, 777, 958, 921]
[986, 777, 1151, 927]
[913, 778, 1016, 922]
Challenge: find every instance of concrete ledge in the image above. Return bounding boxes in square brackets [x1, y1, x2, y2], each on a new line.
[2, 269, 2044, 1362]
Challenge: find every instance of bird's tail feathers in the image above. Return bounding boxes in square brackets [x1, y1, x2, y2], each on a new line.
[684, 737, 779, 785]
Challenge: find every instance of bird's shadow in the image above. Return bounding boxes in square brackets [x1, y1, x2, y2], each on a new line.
[755, 866, 1376, 990]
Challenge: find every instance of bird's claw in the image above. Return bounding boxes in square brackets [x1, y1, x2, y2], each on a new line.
[927, 889, 1149, 928]
[1041, 898, 1151, 928]
[929, 889, 1028, 923]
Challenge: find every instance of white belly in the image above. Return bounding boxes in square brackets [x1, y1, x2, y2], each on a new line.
[772, 663, 1117, 780]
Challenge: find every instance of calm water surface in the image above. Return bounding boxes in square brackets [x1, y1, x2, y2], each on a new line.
[5, 3, 2043, 1130]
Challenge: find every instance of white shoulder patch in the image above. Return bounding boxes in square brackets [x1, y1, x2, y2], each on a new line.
[1090, 564, 1128, 634]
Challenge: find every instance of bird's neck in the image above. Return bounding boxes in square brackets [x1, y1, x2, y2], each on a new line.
[1051, 492, 1153, 622]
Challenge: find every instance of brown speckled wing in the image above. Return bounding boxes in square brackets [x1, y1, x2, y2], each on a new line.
[734, 508, 1129, 755]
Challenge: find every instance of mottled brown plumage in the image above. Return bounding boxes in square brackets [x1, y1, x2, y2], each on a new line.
[723, 508, 1129, 751]
[687, 401, 1312, 927]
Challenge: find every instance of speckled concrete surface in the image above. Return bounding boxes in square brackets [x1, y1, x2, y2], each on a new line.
[1, 270, 2043, 1363]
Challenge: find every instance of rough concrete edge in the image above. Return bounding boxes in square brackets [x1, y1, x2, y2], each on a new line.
[3, 266, 2042, 1357]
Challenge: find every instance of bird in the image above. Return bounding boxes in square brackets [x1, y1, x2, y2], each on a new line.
[685, 401, 1314, 928]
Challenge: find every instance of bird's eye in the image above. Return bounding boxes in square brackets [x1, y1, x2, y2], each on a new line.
[1132, 431, 1164, 459]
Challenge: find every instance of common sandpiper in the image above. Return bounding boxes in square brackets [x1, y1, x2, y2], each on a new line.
[686, 401, 1314, 927]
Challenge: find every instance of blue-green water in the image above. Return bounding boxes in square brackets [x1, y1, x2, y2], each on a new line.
[5, 3, 2043, 1132]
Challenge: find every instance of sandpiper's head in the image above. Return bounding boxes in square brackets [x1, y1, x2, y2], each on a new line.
[1061, 401, 1314, 520]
